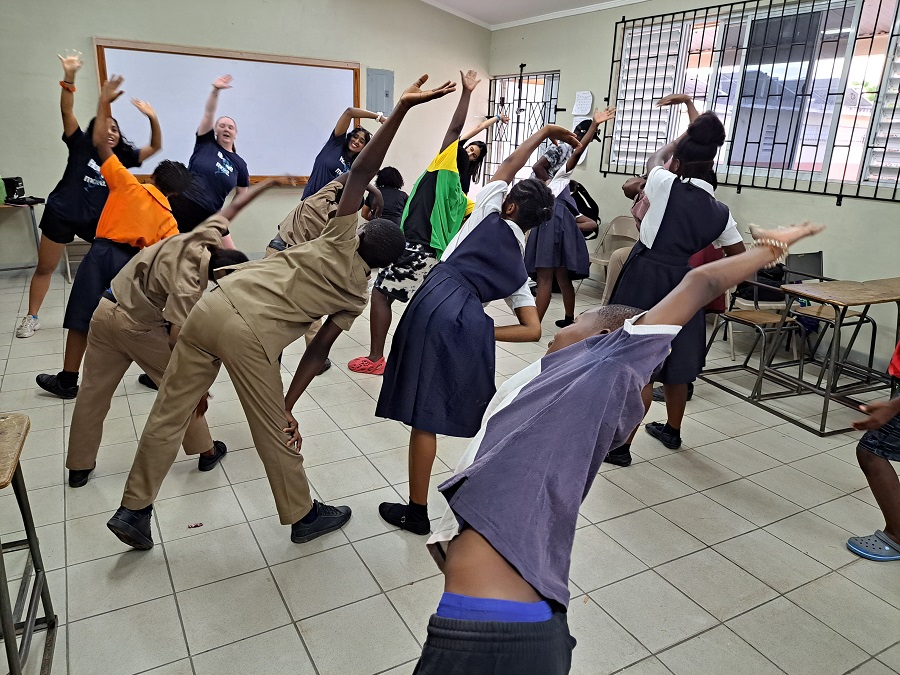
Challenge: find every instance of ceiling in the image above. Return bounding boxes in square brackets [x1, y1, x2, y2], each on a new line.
[419, 0, 649, 30]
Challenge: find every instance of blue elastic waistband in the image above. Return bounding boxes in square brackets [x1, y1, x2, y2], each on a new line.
[436, 592, 553, 623]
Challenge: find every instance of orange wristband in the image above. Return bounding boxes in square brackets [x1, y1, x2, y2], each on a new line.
[59, 81, 76, 93]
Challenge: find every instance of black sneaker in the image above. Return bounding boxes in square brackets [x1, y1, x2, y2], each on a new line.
[652, 383, 694, 403]
[36, 373, 78, 399]
[555, 317, 574, 328]
[138, 373, 159, 391]
[198, 441, 227, 472]
[645, 422, 682, 449]
[317, 358, 332, 376]
[68, 465, 95, 488]
[107, 506, 154, 550]
[291, 500, 352, 543]
[604, 446, 633, 467]
[378, 501, 431, 535]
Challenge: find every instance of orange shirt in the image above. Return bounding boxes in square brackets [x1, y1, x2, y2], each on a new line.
[97, 155, 179, 248]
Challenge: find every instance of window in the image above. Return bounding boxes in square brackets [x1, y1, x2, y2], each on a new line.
[604, 0, 900, 202]
[485, 70, 561, 182]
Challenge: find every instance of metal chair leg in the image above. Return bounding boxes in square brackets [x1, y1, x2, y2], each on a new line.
[0, 530, 23, 675]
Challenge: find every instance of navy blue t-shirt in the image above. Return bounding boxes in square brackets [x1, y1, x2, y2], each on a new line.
[303, 133, 353, 199]
[365, 187, 408, 225]
[183, 130, 250, 213]
[46, 126, 142, 224]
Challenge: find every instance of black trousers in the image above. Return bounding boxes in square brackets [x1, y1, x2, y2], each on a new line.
[413, 612, 576, 674]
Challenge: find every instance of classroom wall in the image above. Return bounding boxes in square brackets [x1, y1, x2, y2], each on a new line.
[490, 1, 899, 367]
[0, 0, 491, 258]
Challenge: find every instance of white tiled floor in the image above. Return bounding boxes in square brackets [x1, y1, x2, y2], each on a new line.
[0, 269, 898, 675]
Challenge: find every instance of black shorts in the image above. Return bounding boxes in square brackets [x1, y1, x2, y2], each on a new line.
[859, 407, 900, 462]
[63, 239, 139, 333]
[170, 195, 218, 234]
[39, 207, 97, 244]
[413, 612, 575, 675]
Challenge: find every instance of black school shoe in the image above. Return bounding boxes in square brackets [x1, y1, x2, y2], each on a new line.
[645, 422, 682, 449]
[317, 358, 332, 376]
[652, 382, 695, 403]
[604, 446, 633, 467]
[378, 502, 431, 535]
[291, 500, 352, 543]
[198, 441, 227, 471]
[107, 506, 154, 550]
[138, 373, 159, 390]
[36, 373, 78, 399]
[68, 465, 95, 488]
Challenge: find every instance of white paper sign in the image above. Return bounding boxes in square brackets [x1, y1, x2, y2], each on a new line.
[572, 91, 593, 116]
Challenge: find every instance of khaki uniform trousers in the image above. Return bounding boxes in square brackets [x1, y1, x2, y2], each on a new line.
[122, 289, 314, 524]
[66, 299, 214, 471]
[601, 244, 636, 305]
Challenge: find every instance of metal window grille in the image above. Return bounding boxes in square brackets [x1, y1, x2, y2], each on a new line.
[601, 0, 900, 203]
[485, 70, 561, 182]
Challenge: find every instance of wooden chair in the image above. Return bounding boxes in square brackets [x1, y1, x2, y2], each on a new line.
[0, 414, 57, 675]
[576, 215, 639, 295]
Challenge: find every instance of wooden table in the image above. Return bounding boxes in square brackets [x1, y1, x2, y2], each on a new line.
[0, 203, 41, 272]
[765, 277, 900, 435]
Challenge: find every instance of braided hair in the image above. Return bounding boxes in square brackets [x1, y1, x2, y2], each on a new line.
[152, 160, 193, 197]
[505, 178, 554, 232]
[673, 112, 725, 180]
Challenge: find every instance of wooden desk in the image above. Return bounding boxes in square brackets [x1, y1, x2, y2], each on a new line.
[0, 203, 41, 272]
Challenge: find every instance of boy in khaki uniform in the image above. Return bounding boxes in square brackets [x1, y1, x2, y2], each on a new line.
[106, 74, 457, 549]
[64, 185, 270, 488]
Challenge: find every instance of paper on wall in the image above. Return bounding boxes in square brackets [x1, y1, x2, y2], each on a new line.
[572, 91, 593, 116]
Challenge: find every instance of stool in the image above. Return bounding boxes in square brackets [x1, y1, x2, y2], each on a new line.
[0, 414, 57, 675]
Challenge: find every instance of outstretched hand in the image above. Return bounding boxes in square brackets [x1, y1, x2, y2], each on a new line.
[461, 69, 481, 92]
[749, 221, 826, 248]
[399, 75, 457, 109]
[852, 401, 898, 431]
[544, 124, 580, 147]
[656, 93, 693, 107]
[212, 74, 233, 90]
[593, 106, 616, 124]
[131, 99, 156, 118]
[100, 75, 125, 103]
[58, 49, 83, 76]
[498, 113, 510, 124]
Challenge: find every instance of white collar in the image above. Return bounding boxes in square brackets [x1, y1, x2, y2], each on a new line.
[681, 176, 715, 196]
[503, 217, 527, 253]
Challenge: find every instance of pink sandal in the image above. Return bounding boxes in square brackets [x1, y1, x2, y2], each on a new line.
[348, 356, 386, 375]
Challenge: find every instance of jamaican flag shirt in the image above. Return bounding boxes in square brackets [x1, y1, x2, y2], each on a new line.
[400, 140, 470, 259]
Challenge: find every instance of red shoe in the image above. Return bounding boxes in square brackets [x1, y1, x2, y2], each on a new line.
[348, 356, 386, 375]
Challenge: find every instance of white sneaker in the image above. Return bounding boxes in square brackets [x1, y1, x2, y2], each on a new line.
[16, 315, 41, 338]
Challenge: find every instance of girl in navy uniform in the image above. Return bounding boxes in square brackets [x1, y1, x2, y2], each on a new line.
[168, 75, 249, 246]
[608, 111, 746, 462]
[376, 123, 580, 535]
[17, 50, 161, 339]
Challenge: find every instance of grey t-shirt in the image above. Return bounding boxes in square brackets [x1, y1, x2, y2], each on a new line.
[431, 316, 679, 608]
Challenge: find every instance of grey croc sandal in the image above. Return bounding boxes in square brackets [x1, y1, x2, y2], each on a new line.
[846, 530, 900, 561]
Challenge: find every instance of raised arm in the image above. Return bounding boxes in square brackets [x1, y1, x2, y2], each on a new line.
[440, 70, 480, 152]
[93, 75, 125, 162]
[639, 222, 825, 328]
[198, 75, 232, 136]
[333, 107, 387, 138]
[131, 99, 162, 162]
[646, 94, 700, 171]
[531, 156, 553, 181]
[57, 50, 82, 137]
[336, 74, 457, 217]
[493, 124, 580, 185]
[461, 113, 509, 142]
[565, 107, 615, 172]
[219, 179, 277, 221]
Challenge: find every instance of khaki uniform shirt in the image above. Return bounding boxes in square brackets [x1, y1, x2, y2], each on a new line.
[110, 216, 229, 328]
[276, 179, 342, 248]
[217, 213, 370, 363]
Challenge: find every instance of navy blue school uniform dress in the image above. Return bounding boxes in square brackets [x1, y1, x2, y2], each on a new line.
[376, 181, 534, 438]
[523, 188, 590, 280]
[609, 166, 743, 384]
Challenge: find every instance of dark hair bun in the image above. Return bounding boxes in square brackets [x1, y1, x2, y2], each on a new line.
[686, 112, 726, 148]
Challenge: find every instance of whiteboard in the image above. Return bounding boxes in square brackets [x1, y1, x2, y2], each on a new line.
[97, 41, 358, 178]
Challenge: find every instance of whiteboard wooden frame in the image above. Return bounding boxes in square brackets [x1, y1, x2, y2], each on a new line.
[93, 38, 361, 185]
